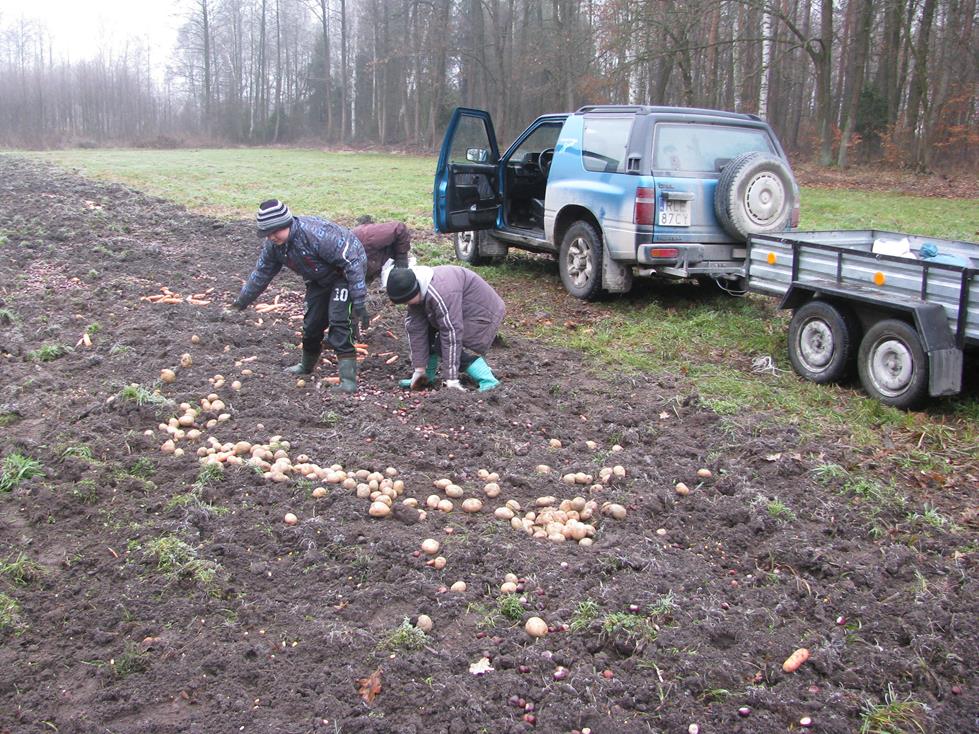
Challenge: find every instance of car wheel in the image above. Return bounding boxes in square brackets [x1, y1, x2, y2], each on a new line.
[559, 221, 604, 300]
[857, 319, 929, 409]
[714, 151, 796, 242]
[454, 231, 508, 265]
[454, 231, 488, 265]
[787, 300, 859, 384]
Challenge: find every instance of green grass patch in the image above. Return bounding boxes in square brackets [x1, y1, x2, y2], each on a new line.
[0, 591, 22, 632]
[859, 684, 926, 734]
[31, 148, 438, 230]
[570, 599, 601, 632]
[0, 307, 17, 325]
[0, 453, 44, 492]
[379, 617, 428, 652]
[28, 344, 70, 362]
[497, 594, 526, 622]
[800, 188, 977, 241]
[0, 413, 19, 427]
[117, 383, 168, 408]
[0, 551, 45, 585]
[111, 641, 149, 678]
[141, 535, 220, 591]
[601, 611, 658, 642]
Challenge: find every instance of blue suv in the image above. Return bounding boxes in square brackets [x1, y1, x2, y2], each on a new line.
[433, 105, 800, 299]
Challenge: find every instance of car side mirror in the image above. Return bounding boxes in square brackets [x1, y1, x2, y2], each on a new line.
[467, 148, 489, 163]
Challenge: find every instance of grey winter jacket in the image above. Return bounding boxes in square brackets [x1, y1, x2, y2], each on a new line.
[404, 265, 505, 381]
[237, 216, 367, 308]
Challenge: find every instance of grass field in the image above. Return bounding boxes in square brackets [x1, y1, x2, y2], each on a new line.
[18, 147, 979, 470]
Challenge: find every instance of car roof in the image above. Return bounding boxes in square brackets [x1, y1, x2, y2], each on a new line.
[573, 105, 763, 123]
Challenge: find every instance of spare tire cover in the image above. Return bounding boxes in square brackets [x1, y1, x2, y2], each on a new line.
[714, 151, 796, 242]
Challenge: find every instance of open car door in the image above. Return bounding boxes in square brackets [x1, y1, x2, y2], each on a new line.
[433, 108, 501, 233]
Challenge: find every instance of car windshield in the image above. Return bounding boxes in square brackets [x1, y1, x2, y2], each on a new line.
[653, 123, 774, 172]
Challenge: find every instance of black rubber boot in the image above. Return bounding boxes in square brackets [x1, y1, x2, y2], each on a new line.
[285, 349, 321, 375]
[337, 355, 358, 393]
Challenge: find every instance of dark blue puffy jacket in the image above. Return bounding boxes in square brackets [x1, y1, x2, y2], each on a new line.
[237, 216, 368, 308]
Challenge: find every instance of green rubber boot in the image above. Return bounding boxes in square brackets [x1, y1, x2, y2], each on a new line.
[337, 355, 358, 393]
[464, 357, 500, 392]
[285, 349, 321, 375]
[399, 353, 440, 388]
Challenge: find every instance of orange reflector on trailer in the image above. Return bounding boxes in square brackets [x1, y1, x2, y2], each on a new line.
[873, 272, 886, 286]
[767, 252, 777, 265]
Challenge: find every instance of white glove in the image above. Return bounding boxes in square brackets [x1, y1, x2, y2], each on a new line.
[409, 367, 428, 390]
[444, 379, 466, 392]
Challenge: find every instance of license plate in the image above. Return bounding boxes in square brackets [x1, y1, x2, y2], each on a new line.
[658, 199, 691, 227]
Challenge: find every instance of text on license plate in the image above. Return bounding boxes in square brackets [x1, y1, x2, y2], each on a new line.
[658, 199, 691, 227]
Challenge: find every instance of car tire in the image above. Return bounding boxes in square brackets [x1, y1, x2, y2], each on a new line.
[454, 231, 507, 265]
[559, 221, 604, 300]
[714, 151, 796, 242]
[454, 231, 488, 265]
[857, 319, 929, 409]
[787, 300, 859, 384]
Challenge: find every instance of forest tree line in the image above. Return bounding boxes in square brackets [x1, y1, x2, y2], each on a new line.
[0, 0, 975, 170]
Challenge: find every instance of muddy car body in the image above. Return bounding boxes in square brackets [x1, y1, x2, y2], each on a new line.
[434, 105, 800, 299]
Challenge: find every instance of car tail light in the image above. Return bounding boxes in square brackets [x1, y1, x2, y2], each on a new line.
[634, 187, 656, 225]
[647, 247, 679, 259]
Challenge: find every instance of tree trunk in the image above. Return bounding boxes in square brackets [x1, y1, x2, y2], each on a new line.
[837, 0, 875, 167]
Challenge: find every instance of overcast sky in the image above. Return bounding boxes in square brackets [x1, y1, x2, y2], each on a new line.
[2, 0, 182, 67]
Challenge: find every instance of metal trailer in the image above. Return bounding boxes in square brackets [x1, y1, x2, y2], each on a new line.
[746, 230, 978, 408]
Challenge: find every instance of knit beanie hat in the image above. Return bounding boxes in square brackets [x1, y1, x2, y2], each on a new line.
[386, 267, 420, 304]
[256, 199, 294, 236]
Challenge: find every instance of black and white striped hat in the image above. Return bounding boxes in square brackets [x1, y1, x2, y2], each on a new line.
[256, 199, 294, 236]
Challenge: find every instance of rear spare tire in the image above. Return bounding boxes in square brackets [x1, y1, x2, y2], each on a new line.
[787, 300, 859, 383]
[714, 151, 796, 242]
[857, 319, 929, 409]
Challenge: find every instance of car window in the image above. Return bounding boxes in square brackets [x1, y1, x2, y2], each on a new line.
[654, 123, 775, 172]
[581, 117, 633, 173]
[510, 123, 562, 163]
[450, 116, 496, 164]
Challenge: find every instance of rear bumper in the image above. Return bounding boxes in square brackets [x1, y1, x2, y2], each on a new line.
[637, 243, 746, 266]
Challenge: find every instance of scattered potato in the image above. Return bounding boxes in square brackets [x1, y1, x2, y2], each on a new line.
[437, 499, 454, 513]
[697, 468, 713, 479]
[524, 617, 548, 638]
[284, 512, 298, 525]
[369, 501, 391, 518]
[483, 482, 501, 498]
[421, 539, 441, 555]
[603, 503, 627, 520]
[312, 487, 327, 498]
[585, 440, 598, 450]
[675, 482, 690, 496]
[782, 648, 810, 673]
[461, 498, 483, 513]
[180, 353, 193, 368]
[450, 581, 467, 592]
[416, 614, 433, 633]
[535, 464, 551, 474]
[500, 581, 517, 594]
[432, 556, 446, 570]
[548, 438, 562, 449]
[160, 369, 176, 383]
[160, 440, 176, 454]
[445, 483, 464, 499]
[191, 334, 201, 344]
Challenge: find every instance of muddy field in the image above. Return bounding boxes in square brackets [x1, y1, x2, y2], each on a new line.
[0, 155, 976, 734]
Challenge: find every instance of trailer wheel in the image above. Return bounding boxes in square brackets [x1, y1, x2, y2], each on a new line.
[787, 300, 858, 383]
[857, 319, 929, 409]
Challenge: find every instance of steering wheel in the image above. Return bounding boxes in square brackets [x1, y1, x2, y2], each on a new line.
[539, 148, 555, 177]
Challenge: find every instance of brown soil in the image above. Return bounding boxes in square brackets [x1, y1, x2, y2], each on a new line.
[793, 161, 979, 199]
[0, 155, 975, 734]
